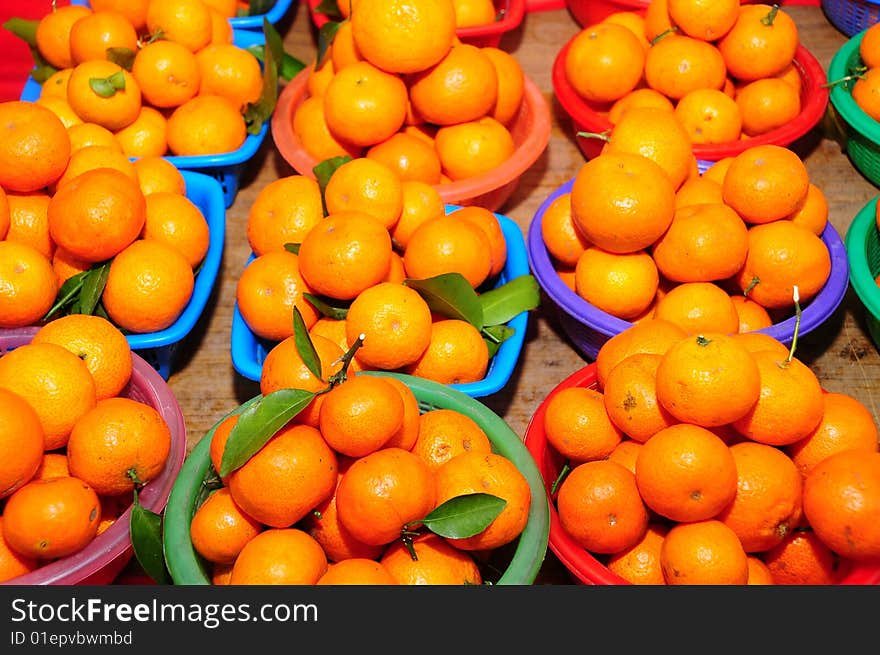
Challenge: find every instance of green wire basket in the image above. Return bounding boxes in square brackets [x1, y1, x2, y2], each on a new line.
[845, 196, 880, 347]
[828, 28, 880, 185]
[163, 371, 550, 585]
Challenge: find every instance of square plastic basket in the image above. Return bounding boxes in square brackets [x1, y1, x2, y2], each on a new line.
[18, 29, 270, 209]
[844, 196, 880, 348]
[306, 0, 526, 48]
[0, 329, 187, 586]
[0, 171, 227, 380]
[823, 0, 880, 36]
[526, 173, 851, 361]
[230, 209, 531, 398]
[229, 0, 297, 30]
[827, 29, 880, 186]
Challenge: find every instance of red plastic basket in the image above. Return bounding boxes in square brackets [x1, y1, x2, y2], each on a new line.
[0, 328, 187, 586]
[522, 362, 880, 585]
[307, 0, 526, 48]
[552, 39, 829, 162]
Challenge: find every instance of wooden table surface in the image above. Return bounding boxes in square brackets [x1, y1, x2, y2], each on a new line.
[163, 3, 880, 583]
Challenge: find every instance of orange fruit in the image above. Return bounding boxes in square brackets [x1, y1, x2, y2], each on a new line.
[731, 350, 825, 447]
[2, 476, 101, 559]
[190, 488, 263, 565]
[721, 143, 810, 224]
[229, 528, 328, 584]
[452, 0, 495, 27]
[434, 450, 531, 551]
[166, 94, 247, 156]
[0, 342, 97, 451]
[259, 334, 344, 427]
[0, 388, 44, 500]
[66, 60, 142, 132]
[673, 88, 743, 145]
[133, 155, 187, 196]
[737, 77, 801, 137]
[32, 314, 132, 401]
[209, 414, 237, 484]
[652, 281, 740, 336]
[298, 211, 393, 301]
[52, 247, 91, 288]
[667, 0, 739, 41]
[195, 43, 264, 113]
[543, 386, 624, 463]
[380, 532, 482, 585]
[482, 46, 525, 126]
[33, 452, 70, 481]
[146, 0, 213, 53]
[674, 175, 723, 209]
[324, 157, 404, 230]
[35, 4, 94, 70]
[0, 101, 71, 193]
[67, 396, 172, 496]
[141, 191, 210, 268]
[344, 282, 433, 370]
[413, 408, 492, 472]
[644, 33, 727, 101]
[452, 205, 507, 278]
[602, 353, 678, 443]
[785, 392, 880, 478]
[762, 529, 839, 585]
[101, 239, 195, 333]
[556, 459, 649, 554]
[0, 516, 38, 583]
[717, 441, 803, 553]
[53, 143, 139, 191]
[570, 151, 675, 254]
[323, 61, 408, 148]
[540, 192, 588, 269]
[802, 450, 880, 561]
[68, 9, 139, 65]
[235, 250, 319, 342]
[319, 374, 405, 457]
[730, 294, 774, 333]
[433, 116, 515, 181]
[608, 88, 675, 125]
[90, 0, 150, 31]
[660, 519, 749, 585]
[391, 180, 446, 250]
[563, 22, 646, 105]
[0, 241, 57, 329]
[746, 556, 775, 585]
[730, 331, 790, 358]
[607, 439, 643, 475]
[403, 213, 493, 288]
[366, 132, 443, 185]
[381, 376, 422, 451]
[594, 318, 687, 390]
[131, 39, 202, 109]
[404, 318, 489, 385]
[246, 175, 324, 256]
[350, 0, 457, 75]
[655, 332, 761, 427]
[408, 43, 498, 126]
[606, 523, 669, 585]
[788, 182, 828, 236]
[335, 446, 437, 546]
[574, 246, 659, 321]
[228, 423, 338, 528]
[330, 19, 365, 72]
[292, 95, 363, 162]
[114, 106, 169, 157]
[716, 3, 799, 83]
[735, 220, 831, 311]
[317, 558, 398, 585]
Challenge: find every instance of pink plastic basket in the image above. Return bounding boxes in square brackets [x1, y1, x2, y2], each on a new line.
[0, 328, 187, 586]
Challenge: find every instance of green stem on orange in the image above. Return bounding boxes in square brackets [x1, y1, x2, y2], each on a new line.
[823, 68, 868, 89]
[761, 4, 780, 27]
[786, 285, 802, 366]
[576, 130, 611, 142]
[743, 275, 761, 297]
[550, 462, 571, 496]
[696, 334, 712, 347]
[649, 26, 678, 46]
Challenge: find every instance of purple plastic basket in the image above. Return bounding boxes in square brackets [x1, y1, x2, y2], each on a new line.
[527, 176, 851, 360]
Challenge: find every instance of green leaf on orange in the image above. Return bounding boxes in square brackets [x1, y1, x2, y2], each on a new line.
[479, 274, 540, 327]
[245, 44, 305, 81]
[316, 20, 343, 68]
[303, 292, 350, 320]
[219, 388, 317, 477]
[314, 155, 351, 195]
[71, 261, 111, 316]
[293, 305, 322, 381]
[404, 273, 483, 328]
[416, 493, 507, 539]
[248, 0, 277, 16]
[243, 18, 280, 135]
[130, 489, 171, 585]
[315, 0, 343, 19]
[106, 47, 136, 71]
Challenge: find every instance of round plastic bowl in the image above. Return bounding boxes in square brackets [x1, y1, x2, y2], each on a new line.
[552, 39, 829, 163]
[526, 176, 851, 361]
[162, 371, 550, 585]
[845, 196, 880, 348]
[822, 0, 880, 37]
[230, 207, 531, 398]
[828, 29, 880, 186]
[0, 329, 187, 586]
[306, 0, 526, 48]
[271, 67, 551, 213]
[522, 362, 880, 585]
[230, 0, 297, 30]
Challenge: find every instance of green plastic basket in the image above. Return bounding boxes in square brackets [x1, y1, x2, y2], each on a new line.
[163, 371, 550, 585]
[845, 196, 880, 346]
[828, 28, 880, 185]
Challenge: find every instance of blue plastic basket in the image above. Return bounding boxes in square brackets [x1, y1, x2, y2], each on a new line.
[19, 29, 269, 209]
[124, 170, 226, 379]
[230, 0, 297, 30]
[230, 209, 531, 398]
[822, 0, 880, 36]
